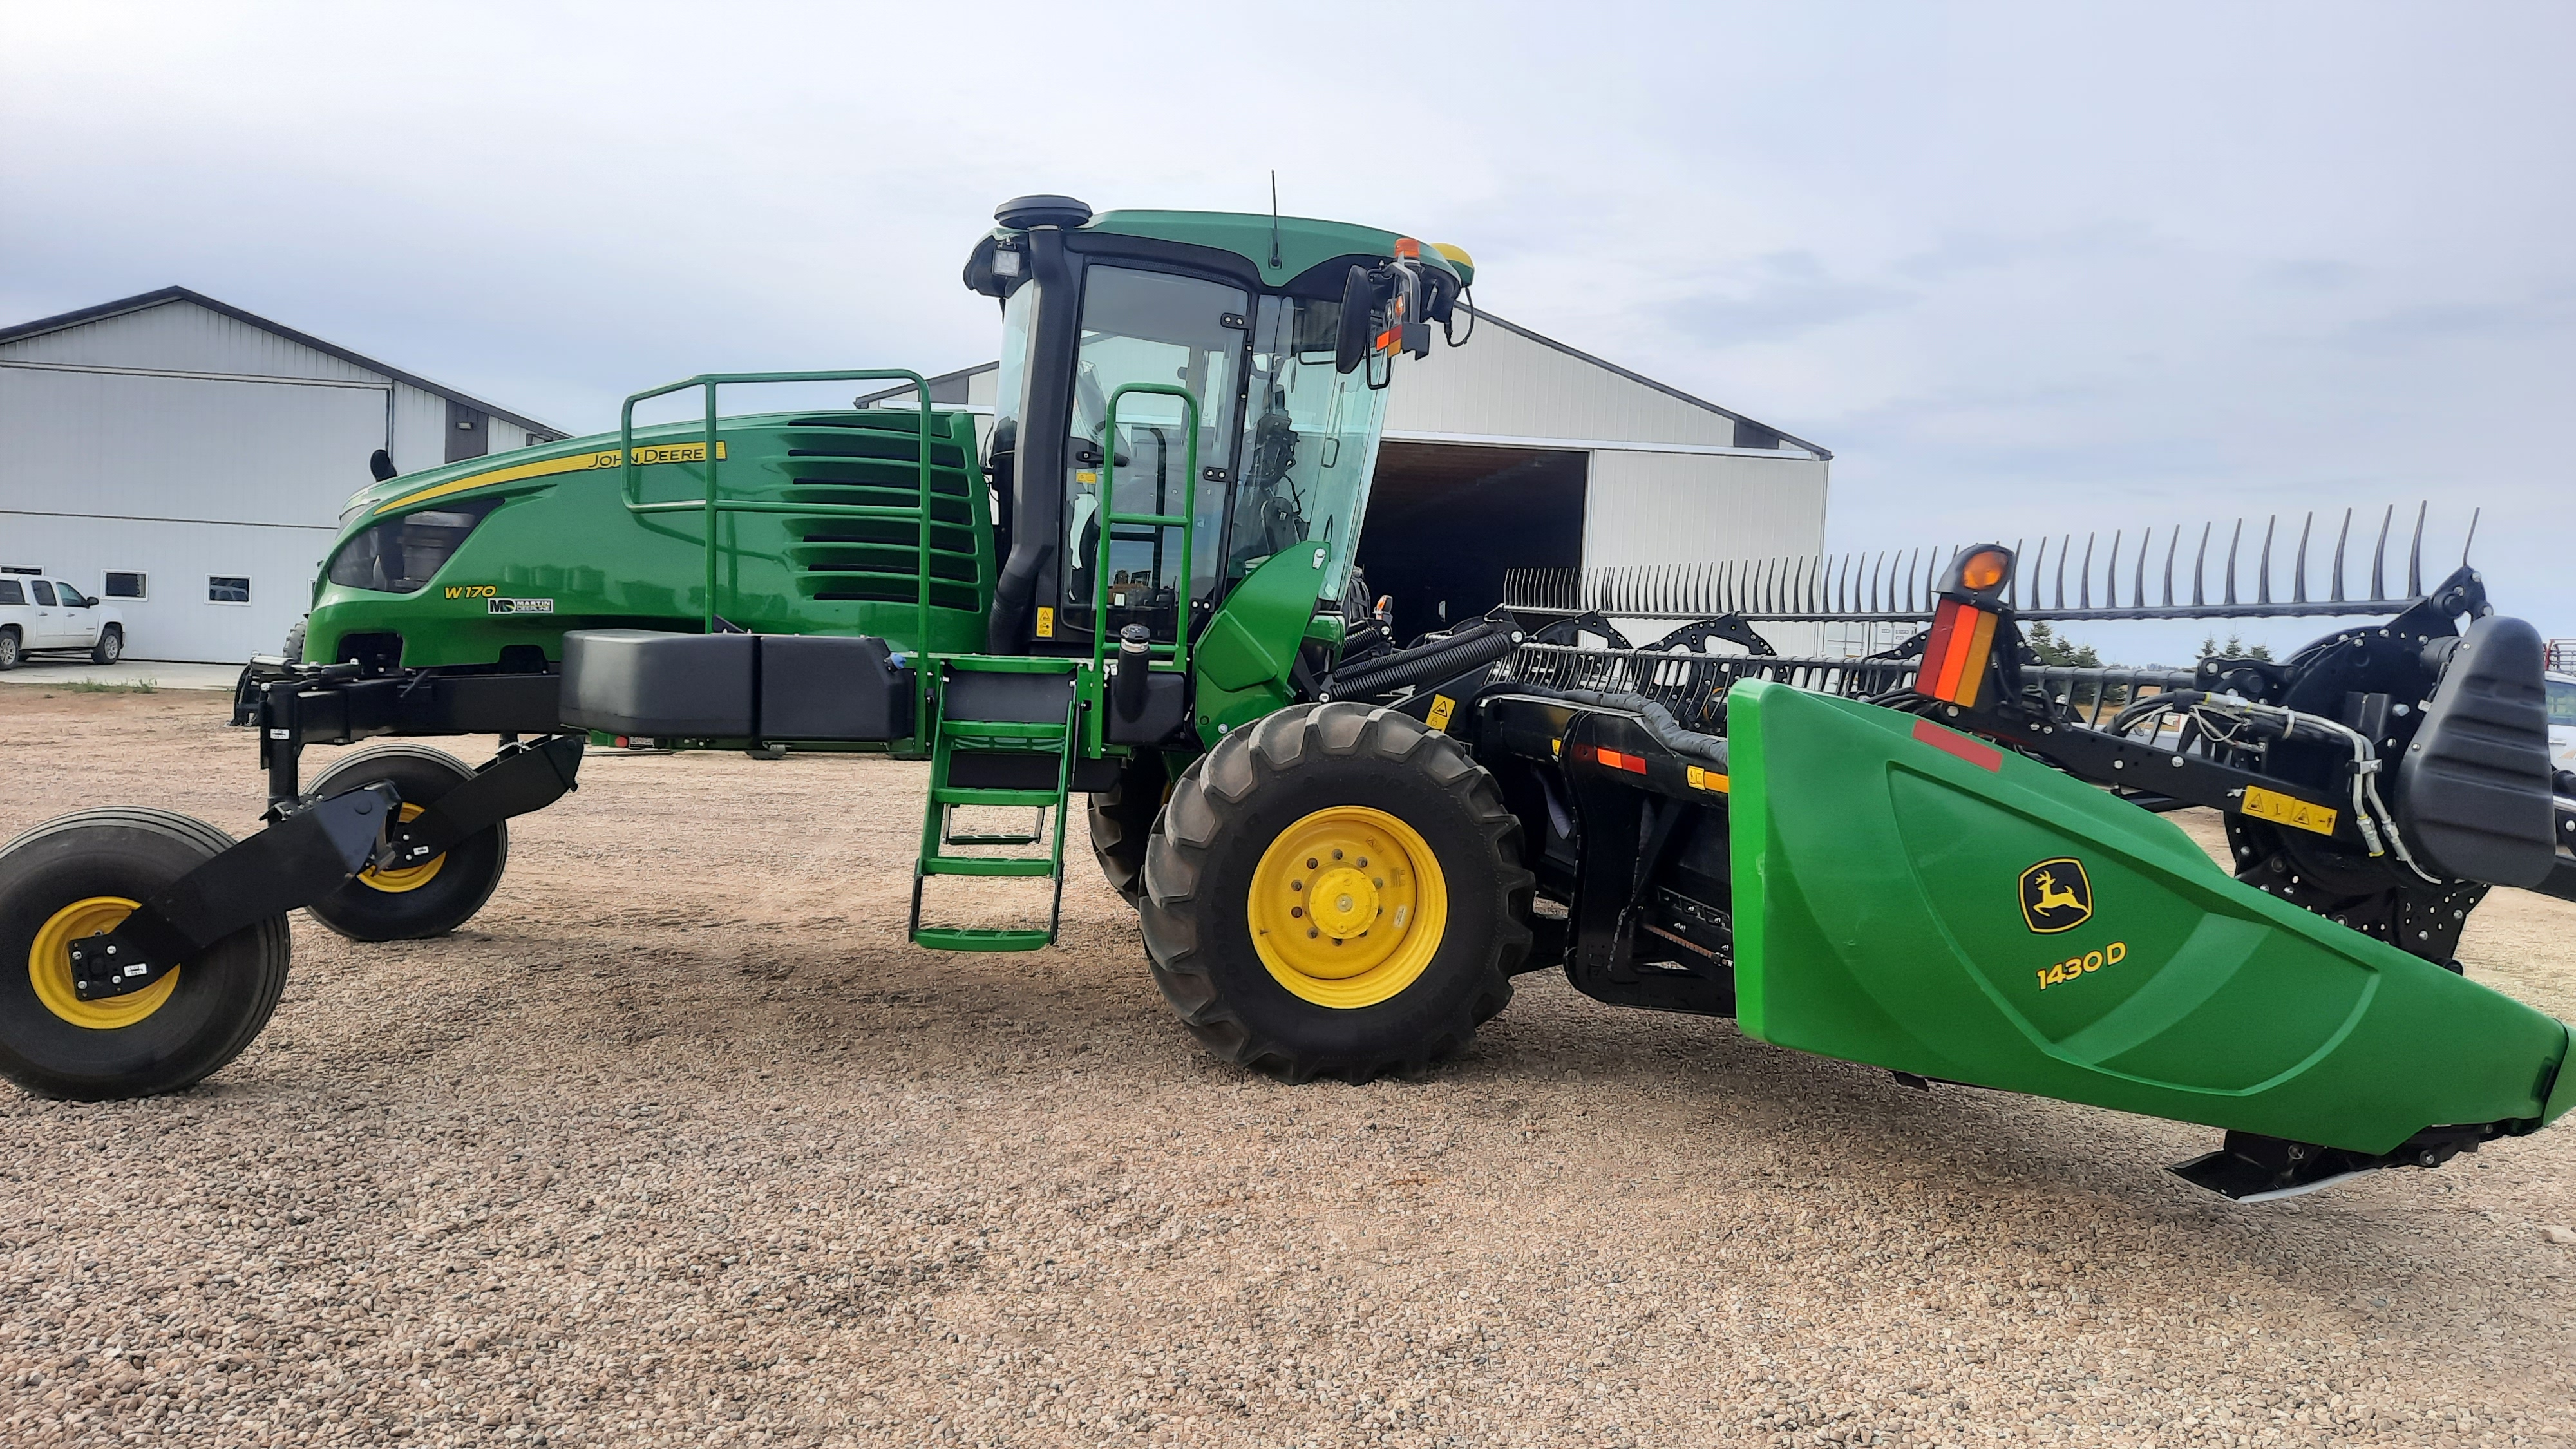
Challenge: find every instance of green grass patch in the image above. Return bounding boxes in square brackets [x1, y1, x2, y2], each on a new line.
[64, 679, 158, 694]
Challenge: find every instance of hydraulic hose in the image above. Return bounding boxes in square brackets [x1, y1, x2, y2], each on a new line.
[1315, 618, 1519, 702]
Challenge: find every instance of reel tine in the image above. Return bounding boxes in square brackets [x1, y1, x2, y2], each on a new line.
[2408, 500, 2426, 597]
[2257, 515, 2275, 606]
[2330, 508, 2351, 604]
[2162, 526, 2177, 608]
[2463, 506, 2481, 566]
[2292, 511, 2311, 605]
[2371, 504, 2391, 601]
[2223, 519, 2242, 607]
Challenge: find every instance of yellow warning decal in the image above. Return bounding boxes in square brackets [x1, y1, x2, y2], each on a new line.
[1685, 764, 1729, 793]
[376, 442, 728, 514]
[2242, 785, 2337, 837]
[1036, 607, 1056, 639]
[1425, 695, 1456, 732]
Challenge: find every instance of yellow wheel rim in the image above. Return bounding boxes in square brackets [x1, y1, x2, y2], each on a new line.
[1248, 805, 1448, 1009]
[28, 896, 180, 1030]
[356, 802, 444, 893]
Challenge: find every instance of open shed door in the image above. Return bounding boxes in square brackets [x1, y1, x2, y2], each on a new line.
[1354, 440, 1584, 639]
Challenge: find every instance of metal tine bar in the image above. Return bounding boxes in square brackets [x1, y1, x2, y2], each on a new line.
[2371, 504, 2391, 601]
[2130, 527, 2146, 612]
[2053, 536, 2070, 613]
[2292, 512, 2311, 605]
[2026, 536, 2046, 612]
[2408, 500, 2426, 597]
[2463, 506, 2481, 566]
[2257, 515, 2276, 606]
[2161, 526, 2177, 608]
[2192, 522, 2209, 607]
[2082, 531, 2100, 611]
[2223, 519, 2242, 607]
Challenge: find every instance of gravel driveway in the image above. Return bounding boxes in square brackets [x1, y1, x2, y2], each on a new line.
[4, 689, 2573, 1448]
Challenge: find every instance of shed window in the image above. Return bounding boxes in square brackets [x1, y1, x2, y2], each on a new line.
[104, 571, 147, 600]
[208, 576, 251, 604]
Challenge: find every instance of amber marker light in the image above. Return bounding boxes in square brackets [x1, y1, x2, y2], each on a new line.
[1960, 548, 2010, 594]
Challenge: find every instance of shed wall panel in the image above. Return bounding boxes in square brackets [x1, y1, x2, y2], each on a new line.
[0, 513, 330, 663]
[1, 367, 386, 527]
[0, 299, 382, 383]
[1581, 451, 1829, 566]
[1385, 323, 1770, 452]
[390, 382, 452, 477]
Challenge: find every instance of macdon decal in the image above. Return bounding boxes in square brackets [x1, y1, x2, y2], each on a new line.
[487, 598, 554, 615]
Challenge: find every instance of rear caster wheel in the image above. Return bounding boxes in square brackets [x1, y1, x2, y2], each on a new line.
[1139, 703, 1531, 1083]
[303, 744, 509, 941]
[0, 809, 293, 1099]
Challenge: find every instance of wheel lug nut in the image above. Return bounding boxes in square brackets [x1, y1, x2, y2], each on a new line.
[1331, 849, 1343, 860]
[1307, 928, 1319, 938]
[1291, 906, 1303, 918]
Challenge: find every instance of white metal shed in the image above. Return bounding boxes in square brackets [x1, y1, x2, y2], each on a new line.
[0, 288, 564, 664]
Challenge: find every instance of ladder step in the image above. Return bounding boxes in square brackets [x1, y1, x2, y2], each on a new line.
[933, 787, 1061, 807]
[913, 926, 1056, 952]
[939, 720, 1068, 741]
[941, 656, 1084, 674]
[921, 857, 1059, 878]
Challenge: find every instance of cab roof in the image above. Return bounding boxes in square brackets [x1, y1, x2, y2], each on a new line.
[1075, 209, 1472, 290]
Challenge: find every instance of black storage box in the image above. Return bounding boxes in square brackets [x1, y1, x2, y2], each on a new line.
[560, 630, 913, 742]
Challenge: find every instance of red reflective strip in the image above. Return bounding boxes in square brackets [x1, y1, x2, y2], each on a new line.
[1911, 717, 2002, 772]
[1919, 598, 1963, 699]
[1600, 748, 1648, 774]
[1934, 603, 1987, 701]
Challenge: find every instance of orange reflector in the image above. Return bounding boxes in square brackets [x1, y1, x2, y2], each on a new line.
[1576, 744, 1649, 774]
[1918, 598, 1998, 706]
[1960, 548, 2009, 592]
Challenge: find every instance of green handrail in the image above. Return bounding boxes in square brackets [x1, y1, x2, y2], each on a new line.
[618, 369, 936, 729]
[1088, 383, 1202, 678]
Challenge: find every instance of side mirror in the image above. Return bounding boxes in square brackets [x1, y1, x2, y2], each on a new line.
[368, 448, 397, 482]
[1334, 265, 1376, 375]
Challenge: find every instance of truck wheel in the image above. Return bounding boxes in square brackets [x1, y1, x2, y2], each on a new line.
[90, 626, 123, 666]
[0, 809, 293, 1099]
[0, 628, 18, 671]
[1139, 703, 1532, 1083]
[303, 744, 509, 942]
[1087, 752, 1167, 906]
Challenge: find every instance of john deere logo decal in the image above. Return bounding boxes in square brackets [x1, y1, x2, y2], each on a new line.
[2019, 857, 2092, 933]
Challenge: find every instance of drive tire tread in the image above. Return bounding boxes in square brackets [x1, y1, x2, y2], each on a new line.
[1086, 752, 1167, 907]
[1138, 703, 1531, 1083]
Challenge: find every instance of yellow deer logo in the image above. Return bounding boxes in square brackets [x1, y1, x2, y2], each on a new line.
[2018, 858, 2092, 933]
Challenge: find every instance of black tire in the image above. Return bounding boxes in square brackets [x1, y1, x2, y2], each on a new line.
[282, 619, 308, 664]
[90, 625, 123, 666]
[1086, 751, 1168, 906]
[1139, 703, 1532, 1083]
[0, 627, 19, 671]
[303, 744, 509, 942]
[0, 808, 293, 1099]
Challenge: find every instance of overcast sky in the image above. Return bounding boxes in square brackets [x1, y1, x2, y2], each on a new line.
[6, 1, 2570, 656]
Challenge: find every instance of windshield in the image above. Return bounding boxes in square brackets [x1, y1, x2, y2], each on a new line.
[1062, 265, 1247, 623]
[1229, 294, 1388, 600]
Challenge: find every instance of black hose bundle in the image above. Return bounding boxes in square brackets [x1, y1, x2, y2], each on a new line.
[1316, 616, 1520, 702]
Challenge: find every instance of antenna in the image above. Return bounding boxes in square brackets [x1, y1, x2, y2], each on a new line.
[1268, 171, 1283, 271]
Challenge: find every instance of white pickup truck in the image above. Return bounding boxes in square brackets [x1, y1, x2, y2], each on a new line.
[0, 575, 126, 670]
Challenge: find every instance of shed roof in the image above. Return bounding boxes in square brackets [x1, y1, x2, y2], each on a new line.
[0, 286, 565, 440]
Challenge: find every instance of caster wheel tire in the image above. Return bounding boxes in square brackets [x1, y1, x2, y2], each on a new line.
[1087, 751, 1167, 907]
[303, 744, 508, 942]
[1139, 703, 1532, 1083]
[0, 809, 293, 1099]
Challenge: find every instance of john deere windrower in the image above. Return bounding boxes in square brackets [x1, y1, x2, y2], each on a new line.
[5, 195, 2571, 1201]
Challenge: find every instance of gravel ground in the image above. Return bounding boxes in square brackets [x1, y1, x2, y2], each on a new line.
[3, 688, 2573, 1449]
